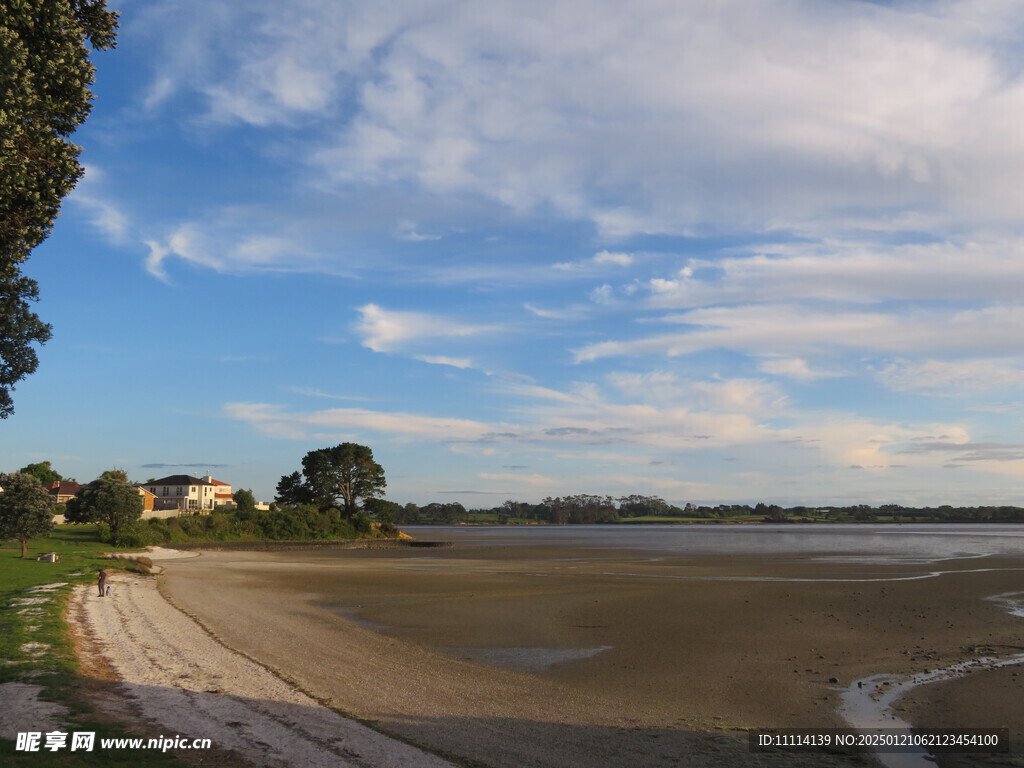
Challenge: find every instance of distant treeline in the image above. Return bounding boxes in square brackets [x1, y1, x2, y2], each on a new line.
[364, 496, 1024, 525]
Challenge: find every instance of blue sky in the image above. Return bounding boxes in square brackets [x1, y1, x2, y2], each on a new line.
[6, 0, 1024, 507]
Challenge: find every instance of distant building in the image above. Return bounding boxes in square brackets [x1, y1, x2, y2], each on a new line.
[144, 474, 234, 513]
[137, 486, 156, 512]
[45, 481, 81, 505]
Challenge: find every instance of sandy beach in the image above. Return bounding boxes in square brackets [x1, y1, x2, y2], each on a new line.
[68, 535, 1024, 767]
[71, 565, 456, 768]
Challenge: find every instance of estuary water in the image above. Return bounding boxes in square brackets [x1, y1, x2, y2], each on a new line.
[402, 523, 1024, 561]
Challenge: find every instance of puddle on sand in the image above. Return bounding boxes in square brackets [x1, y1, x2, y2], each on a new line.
[985, 592, 1024, 618]
[839, 591, 1024, 768]
[443, 645, 614, 673]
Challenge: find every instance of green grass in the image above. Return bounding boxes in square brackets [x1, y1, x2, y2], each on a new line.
[1, 526, 185, 767]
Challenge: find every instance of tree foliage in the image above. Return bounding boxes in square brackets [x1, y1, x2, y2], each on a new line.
[233, 488, 256, 514]
[540, 495, 618, 524]
[17, 460, 62, 484]
[278, 443, 387, 518]
[275, 471, 314, 506]
[0, 0, 118, 418]
[0, 471, 54, 557]
[65, 470, 142, 536]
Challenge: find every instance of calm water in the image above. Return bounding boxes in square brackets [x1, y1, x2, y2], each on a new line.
[403, 523, 1024, 561]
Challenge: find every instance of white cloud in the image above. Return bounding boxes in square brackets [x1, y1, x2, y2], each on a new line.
[69, 165, 130, 244]
[759, 358, 844, 382]
[354, 304, 495, 354]
[141, 214, 332, 279]
[415, 355, 474, 369]
[875, 358, 1024, 395]
[143, 0, 1024, 236]
[397, 220, 442, 241]
[479, 472, 554, 486]
[554, 251, 635, 271]
[605, 371, 787, 415]
[524, 303, 575, 320]
[645, 239, 1024, 309]
[574, 304, 1024, 362]
[144, 240, 172, 283]
[592, 250, 633, 266]
[223, 402, 502, 442]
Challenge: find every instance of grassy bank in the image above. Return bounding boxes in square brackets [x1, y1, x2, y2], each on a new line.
[1, 526, 182, 767]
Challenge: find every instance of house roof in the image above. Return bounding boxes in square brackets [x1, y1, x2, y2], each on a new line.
[46, 481, 81, 496]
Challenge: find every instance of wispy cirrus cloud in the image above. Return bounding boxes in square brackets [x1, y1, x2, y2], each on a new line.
[353, 303, 498, 354]
[644, 239, 1024, 310]
[875, 358, 1024, 396]
[574, 305, 1024, 363]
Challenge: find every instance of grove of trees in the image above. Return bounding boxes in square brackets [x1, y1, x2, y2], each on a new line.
[276, 443, 386, 518]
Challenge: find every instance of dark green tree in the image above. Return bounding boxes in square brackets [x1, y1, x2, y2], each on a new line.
[284, 443, 387, 518]
[233, 488, 256, 514]
[0, 472, 55, 557]
[275, 470, 314, 506]
[17, 460, 62, 484]
[65, 470, 142, 537]
[364, 497, 401, 523]
[0, 0, 118, 418]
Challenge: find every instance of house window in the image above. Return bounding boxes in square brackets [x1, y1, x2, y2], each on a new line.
[176, 487, 182, 496]
[162, 487, 169, 496]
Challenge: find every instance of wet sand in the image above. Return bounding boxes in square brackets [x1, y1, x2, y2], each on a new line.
[153, 543, 1024, 767]
[898, 665, 1024, 767]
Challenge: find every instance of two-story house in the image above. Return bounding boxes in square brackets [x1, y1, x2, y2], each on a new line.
[144, 474, 234, 513]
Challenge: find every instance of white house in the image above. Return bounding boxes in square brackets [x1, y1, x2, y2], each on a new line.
[144, 474, 234, 513]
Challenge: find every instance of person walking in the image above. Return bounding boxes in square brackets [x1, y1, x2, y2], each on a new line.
[97, 569, 107, 597]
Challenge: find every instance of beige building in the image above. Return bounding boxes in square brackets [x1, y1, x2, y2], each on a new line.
[144, 474, 234, 513]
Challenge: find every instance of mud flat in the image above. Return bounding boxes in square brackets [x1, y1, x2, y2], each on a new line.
[150, 541, 1024, 767]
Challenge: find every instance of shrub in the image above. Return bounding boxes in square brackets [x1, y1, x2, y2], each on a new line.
[352, 511, 372, 534]
[112, 525, 147, 548]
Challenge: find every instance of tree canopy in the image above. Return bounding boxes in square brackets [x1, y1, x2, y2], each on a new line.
[233, 488, 256, 514]
[277, 443, 387, 518]
[0, 0, 118, 418]
[17, 460, 63, 485]
[65, 470, 142, 536]
[0, 471, 54, 557]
